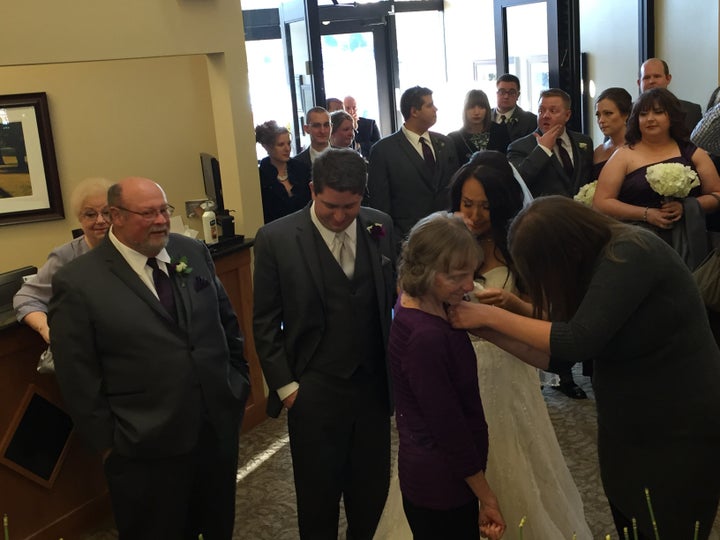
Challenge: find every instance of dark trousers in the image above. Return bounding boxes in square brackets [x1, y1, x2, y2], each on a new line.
[287, 368, 391, 540]
[402, 495, 479, 540]
[104, 421, 239, 540]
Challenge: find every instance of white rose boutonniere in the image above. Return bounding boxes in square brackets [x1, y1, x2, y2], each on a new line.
[172, 256, 193, 276]
[578, 142, 588, 150]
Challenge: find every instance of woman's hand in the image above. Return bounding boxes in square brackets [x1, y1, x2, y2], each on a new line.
[645, 206, 677, 229]
[479, 500, 506, 539]
[447, 301, 493, 329]
[660, 200, 683, 222]
[473, 287, 531, 315]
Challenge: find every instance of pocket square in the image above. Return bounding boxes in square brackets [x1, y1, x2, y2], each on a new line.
[194, 275, 211, 292]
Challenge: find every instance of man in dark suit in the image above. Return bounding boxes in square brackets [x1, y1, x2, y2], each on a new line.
[507, 88, 593, 399]
[638, 58, 703, 132]
[343, 95, 381, 158]
[49, 177, 250, 540]
[507, 88, 594, 199]
[253, 148, 395, 540]
[295, 106, 332, 171]
[491, 73, 538, 144]
[365, 85, 460, 249]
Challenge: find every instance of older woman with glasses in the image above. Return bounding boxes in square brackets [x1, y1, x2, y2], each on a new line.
[14, 177, 112, 343]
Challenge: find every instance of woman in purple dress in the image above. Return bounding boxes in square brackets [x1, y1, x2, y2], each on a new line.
[388, 213, 505, 540]
[594, 89, 720, 232]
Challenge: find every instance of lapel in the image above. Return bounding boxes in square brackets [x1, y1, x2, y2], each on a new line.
[295, 206, 327, 305]
[394, 131, 436, 192]
[357, 211, 389, 326]
[166, 242, 192, 331]
[566, 131, 587, 192]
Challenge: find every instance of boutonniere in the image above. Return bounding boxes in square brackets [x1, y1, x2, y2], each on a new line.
[194, 275, 211, 292]
[507, 116, 519, 125]
[578, 142, 588, 150]
[172, 256, 193, 276]
[367, 223, 386, 241]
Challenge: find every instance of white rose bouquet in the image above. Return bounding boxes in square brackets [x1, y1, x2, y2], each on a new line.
[645, 163, 700, 199]
[573, 180, 597, 206]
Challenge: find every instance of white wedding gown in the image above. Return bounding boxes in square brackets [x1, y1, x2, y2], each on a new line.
[375, 267, 592, 540]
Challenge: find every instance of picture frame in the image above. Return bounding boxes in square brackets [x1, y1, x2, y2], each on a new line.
[0, 92, 63, 226]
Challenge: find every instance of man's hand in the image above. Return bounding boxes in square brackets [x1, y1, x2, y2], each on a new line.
[534, 124, 563, 150]
[283, 389, 299, 409]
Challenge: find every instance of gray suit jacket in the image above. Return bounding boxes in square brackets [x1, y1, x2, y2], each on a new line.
[49, 234, 250, 457]
[253, 205, 395, 418]
[491, 106, 538, 142]
[365, 130, 460, 246]
[507, 129, 594, 197]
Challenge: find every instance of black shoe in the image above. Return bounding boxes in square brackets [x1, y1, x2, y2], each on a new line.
[554, 381, 587, 399]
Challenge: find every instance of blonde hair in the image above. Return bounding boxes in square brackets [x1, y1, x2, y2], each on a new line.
[69, 177, 113, 220]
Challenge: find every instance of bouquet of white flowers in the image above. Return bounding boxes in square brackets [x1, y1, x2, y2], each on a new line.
[645, 163, 700, 198]
[573, 180, 597, 206]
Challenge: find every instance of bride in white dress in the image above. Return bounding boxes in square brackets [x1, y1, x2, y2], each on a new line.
[375, 153, 592, 539]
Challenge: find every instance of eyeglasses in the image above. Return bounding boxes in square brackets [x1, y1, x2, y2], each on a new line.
[116, 205, 175, 221]
[80, 210, 111, 221]
[497, 89, 519, 97]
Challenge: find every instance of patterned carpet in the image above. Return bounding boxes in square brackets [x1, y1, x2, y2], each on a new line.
[84, 366, 719, 539]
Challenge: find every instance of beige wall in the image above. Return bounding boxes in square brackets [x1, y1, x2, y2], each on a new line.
[0, 0, 261, 274]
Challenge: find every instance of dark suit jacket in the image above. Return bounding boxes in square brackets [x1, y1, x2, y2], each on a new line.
[680, 99, 703, 133]
[355, 117, 381, 158]
[253, 205, 395, 418]
[295, 148, 312, 171]
[491, 106, 538, 142]
[507, 129, 594, 197]
[49, 234, 250, 457]
[365, 129, 460, 246]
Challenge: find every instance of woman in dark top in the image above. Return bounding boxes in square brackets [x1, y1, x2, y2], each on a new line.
[448, 90, 511, 164]
[329, 110, 356, 150]
[592, 87, 632, 180]
[449, 196, 720, 539]
[255, 120, 311, 224]
[389, 213, 505, 540]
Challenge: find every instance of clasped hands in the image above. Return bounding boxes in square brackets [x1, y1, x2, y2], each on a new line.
[646, 200, 683, 229]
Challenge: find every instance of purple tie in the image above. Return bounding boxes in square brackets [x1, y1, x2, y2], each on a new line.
[147, 258, 177, 320]
[419, 136, 436, 171]
[556, 139, 574, 177]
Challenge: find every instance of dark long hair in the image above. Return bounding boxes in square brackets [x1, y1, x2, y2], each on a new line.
[625, 88, 689, 146]
[449, 151, 524, 279]
[508, 196, 643, 320]
[462, 89, 492, 132]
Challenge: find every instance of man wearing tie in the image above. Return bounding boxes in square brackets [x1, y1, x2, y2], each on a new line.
[253, 148, 395, 539]
[49, 177, 250, 539]
[491, 73, 538, 145]
[365, 85, 459, 250]
[507, 89, 593, 399]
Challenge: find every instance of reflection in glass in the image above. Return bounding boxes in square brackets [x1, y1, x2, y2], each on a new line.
[506, 1, 548, 113]
[321, 32, 382, 134]
[245, 40, 294, 161]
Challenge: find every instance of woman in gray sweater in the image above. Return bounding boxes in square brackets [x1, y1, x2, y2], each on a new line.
[449, 195, 720, 539]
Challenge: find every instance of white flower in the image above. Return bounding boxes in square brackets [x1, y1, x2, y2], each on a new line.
[574, 181, 597, 206]
[175, 261, 188, 273]
[578, 142, 588, 150]
[645, 163, 700, 198]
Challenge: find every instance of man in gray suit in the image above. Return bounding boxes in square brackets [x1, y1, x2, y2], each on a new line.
[295, 106, 331, 171]
[491, 73, 538, 144]
[638, 58, 703, 133]
[49, 177, 250, 540]
[365, 85, 460, 249]
[507, 89, 593, 399]
[253, 148, 395, 540]
[507, 88, 594, 199]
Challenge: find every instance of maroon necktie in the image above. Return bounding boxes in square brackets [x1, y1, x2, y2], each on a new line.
[555, 138, 574, 177]
[419, 136, 436, 171]
[147, 257, 177, 320]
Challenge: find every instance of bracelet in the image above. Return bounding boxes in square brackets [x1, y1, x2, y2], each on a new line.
[643, 207, 649, 222]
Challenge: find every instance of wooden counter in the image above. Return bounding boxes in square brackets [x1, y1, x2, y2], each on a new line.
[0, 239, 265, 539]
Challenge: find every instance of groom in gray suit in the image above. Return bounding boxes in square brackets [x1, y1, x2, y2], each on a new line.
[253, 148, 395, 539]
[49, 177, 250, 540]
[365, 85, 460, 249]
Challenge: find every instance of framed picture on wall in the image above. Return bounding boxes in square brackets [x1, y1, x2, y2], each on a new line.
[0, 92, 63, 226]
